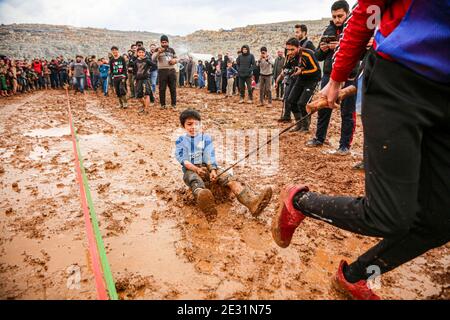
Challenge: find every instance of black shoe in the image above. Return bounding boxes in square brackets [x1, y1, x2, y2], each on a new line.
[306, 138, 323, 147]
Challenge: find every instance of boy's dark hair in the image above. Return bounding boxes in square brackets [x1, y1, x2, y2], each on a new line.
[111, 46, 119, 51]
[137, 47, 146, 53]
[331, 0, 350, 13]
[180, 109, 201, 127]
[295, 24, 308, 34]
[136, 41, 144, 45]
[76, 55, 83, 59]
[260, 46, 268, 53]
[160, 35, 169, 42]
[286, 37, 300, 47]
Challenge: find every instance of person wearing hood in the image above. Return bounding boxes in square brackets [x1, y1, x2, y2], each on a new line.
[236, 45, 255, 104]
[207, 57, 216, 93]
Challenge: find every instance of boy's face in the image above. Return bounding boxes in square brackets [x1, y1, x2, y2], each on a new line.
[285, 44, 299, 58]
[137, 50, 145, 58]
[227, 62, 232, 68]
[332, 8, 348, 27]
[184, 118, 201, 137]
[261, 51, 267, 57]
[111, 49, 119, 57]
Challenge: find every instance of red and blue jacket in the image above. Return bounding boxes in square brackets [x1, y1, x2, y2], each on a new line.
[331, 0, 450, 84]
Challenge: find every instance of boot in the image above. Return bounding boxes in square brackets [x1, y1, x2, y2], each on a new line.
[300, 115, 311, 132]
[194, 188, 217, 217]
[290, 113, 303, 132]
[237, 186, 273, 217]
[118, 97, 124, 109]
[122, 96, 128, 109]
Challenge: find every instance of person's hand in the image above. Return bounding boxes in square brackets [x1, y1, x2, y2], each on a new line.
[328, 41, 339, 50]
[274, 82, 278, 90]
[319, 42, 329, 52]
[293, 67, 303, 76]
[210, 170, 218, 182]
[320, 78, 344, 109]
[158, 47, 165, 54]
[196, 167, 208, 177]
[169, 59, 177, 65]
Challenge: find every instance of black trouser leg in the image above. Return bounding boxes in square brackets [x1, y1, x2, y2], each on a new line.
[315, 74, 332, 143]
[167, 69, 177, 106]
[294, 51, 450, 280]
[159, 69, 168, 106]
[239, 76, 251, 99]
[281, 79, 295, 120]
[339, 80, 357, 149]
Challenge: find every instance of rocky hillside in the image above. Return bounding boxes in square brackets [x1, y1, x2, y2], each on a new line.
[0, 19, 330, 59]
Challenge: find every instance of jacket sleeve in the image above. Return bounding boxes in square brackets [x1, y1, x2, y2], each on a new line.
[331, 0, 387, 82]
[175, 137, 187, 166]
[203, 135, 218, 169]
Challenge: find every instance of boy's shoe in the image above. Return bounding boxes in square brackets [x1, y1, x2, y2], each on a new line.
[138, 108, 146, 114]
[238, 99, 245, 104]
[333, 260, 381, 300]
[171, 105, 177, 109]
[306, 138, 323, 147]
[160, 105, 167, 110]
[123, 103, 128, 109]
[257, 103, 265, 107]
[277, 118, 292, 123]
[246, 100, 253, 104]
[194, 188, 217, 217]
[237, 186, 273, 217]
[334, 147, 350, 156]
[267, 103, 273, 108]
[271, 185, 308, 248]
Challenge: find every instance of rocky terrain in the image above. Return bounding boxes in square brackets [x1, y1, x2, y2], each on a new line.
[0, 19, 329, 59]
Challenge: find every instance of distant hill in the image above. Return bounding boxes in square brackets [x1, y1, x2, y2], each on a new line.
[0, 19, 330, 60]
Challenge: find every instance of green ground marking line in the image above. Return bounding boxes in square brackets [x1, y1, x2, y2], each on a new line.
[72, 121, 119, 300]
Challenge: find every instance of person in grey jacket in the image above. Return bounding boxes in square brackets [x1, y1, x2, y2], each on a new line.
[256, 47, 274, 107]
[273, 50, 285, 100]
[236, 45, 255, 104]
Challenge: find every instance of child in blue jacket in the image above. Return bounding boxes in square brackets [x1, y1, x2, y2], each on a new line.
[175, 109, 272, 219]
[99, 58, 110, 96]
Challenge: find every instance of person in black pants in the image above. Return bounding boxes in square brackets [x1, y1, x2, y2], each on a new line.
[276, 38, 321, 126]
[272, 0, 450, 300]
[306, 1, 357, 155]
[152, 35, 177, 109]
[236, 45, 255, 104]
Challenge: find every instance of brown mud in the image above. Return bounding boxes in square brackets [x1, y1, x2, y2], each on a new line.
[0, 88, 448, 300]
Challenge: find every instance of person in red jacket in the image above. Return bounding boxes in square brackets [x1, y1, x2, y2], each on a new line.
[272, 0, 450, 300]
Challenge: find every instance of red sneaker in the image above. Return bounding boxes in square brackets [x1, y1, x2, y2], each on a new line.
[271, 185, 309, 248]
[334, 260, 381, 300]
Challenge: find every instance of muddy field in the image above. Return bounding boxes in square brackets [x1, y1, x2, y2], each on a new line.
[0, 87, 448, 300]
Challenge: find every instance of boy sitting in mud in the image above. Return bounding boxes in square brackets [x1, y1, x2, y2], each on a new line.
[175, 109, 272, 219]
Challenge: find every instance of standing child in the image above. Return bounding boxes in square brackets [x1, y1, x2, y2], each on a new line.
[225, 61, 238, 97]
[99, 58, 110, 96]
[214, 64, 222, 94]
[109, 46, 128, 109]
[133, 48, 156, 114]
[175, 109, 273, 219]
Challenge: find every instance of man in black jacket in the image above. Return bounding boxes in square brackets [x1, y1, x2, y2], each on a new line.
[307, 0, 358, 155]
[295, 24, 316, 51]
[236, 45, 255, 104]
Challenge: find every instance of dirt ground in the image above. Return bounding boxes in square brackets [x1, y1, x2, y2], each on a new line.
[0, 87, 448, 300]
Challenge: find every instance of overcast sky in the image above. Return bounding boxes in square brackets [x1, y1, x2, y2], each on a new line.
[0, 0, 357, 36]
